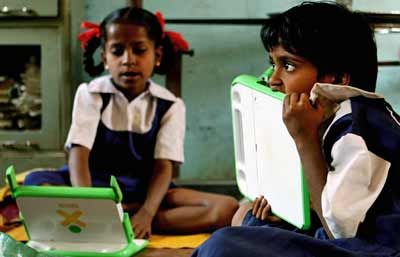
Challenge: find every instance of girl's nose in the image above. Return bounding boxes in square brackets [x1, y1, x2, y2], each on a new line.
[122, 50, 135, 66]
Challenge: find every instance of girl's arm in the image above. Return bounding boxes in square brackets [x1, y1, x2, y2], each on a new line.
[283, 93, 334, 239]
[143, 158, 172, 216]
[68, 145, 92, 187]
[131, 158, 172, 239]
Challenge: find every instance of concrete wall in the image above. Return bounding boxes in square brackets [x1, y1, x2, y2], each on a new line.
[76, 0, 400, 182]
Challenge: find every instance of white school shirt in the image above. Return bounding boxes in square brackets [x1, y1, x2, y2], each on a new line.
[312, 83, 390, 238]
[65, 75, 185, 163]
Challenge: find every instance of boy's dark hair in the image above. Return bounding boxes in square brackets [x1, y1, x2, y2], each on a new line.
[83, 7, 174, 77]
[261, 1, 378, 92]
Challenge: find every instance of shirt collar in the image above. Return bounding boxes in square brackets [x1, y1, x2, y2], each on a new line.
[87, 75, 177, 102]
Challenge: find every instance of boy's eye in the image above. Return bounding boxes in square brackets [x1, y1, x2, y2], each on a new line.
[133, 48, 147, 55]
[284, 63, 295, 72]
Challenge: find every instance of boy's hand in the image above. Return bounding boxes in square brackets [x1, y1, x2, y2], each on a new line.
[283, 93, 325, 144]
[252, 196, 280, 222]
[130, 207, 154, 239]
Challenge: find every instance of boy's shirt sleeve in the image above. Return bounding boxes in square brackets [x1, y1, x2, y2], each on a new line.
[154, 98, 185, 163]
[65, 83, 102, 150]
[321, 133, 390, 239]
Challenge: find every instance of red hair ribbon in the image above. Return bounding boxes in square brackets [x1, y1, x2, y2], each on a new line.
[155, 11, 190, 52]
[78, 21, 100, 50]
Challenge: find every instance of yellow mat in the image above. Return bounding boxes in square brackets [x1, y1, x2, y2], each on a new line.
[148, 233, 210, 248]
[7, 226, 209, 249]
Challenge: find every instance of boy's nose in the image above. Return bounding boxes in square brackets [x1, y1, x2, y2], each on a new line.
[268, 70, 283, 90]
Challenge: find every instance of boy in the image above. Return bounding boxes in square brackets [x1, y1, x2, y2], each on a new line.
[192, 2, 400, 256]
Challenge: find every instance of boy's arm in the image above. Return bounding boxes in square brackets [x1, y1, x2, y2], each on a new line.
[282, 93, 334, 238]
[295, 138, 333, 239]
[130, 158, 172, 239]
[68, 145, 92, 187]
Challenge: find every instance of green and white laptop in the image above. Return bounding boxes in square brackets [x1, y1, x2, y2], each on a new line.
[6, 166, 148, 257]
[231, 68, 310, 229]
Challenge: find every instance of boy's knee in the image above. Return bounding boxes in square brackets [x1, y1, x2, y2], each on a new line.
[192, 227, 238, 257]
[231, 202, 252, 226]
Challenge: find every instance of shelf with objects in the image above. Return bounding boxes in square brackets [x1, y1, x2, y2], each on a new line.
[0, 0, 70, 185]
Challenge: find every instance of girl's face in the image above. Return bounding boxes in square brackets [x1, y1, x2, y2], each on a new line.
[268, 46, 334, 94]
[102, 23, 162, 96]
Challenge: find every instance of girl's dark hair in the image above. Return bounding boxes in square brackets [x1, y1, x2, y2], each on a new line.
[261, 1, 378, 92]
[83, 7, 174, 77]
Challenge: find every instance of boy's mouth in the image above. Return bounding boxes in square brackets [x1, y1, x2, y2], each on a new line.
[269, 85, 282, 92]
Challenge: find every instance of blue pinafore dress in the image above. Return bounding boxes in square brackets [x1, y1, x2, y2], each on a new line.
[24, 93, 173, 204]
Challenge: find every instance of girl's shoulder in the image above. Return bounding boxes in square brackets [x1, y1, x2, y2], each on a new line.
[148, 80, 185, 111]
[148, 80, 179, 102]
[73, 76, 116, 109]
[85, 75, 116, 94]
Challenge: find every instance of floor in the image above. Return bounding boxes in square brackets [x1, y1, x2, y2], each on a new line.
[136, 248, 194, 257]
[131, 183, 238, 257]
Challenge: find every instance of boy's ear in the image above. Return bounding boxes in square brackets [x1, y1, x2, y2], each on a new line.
[337, 73, 350, 85]
[319, 73, 350, 85]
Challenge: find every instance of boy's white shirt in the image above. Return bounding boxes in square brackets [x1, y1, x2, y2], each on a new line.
[65, 75, 185, 163]
[311, 83, 390, 239]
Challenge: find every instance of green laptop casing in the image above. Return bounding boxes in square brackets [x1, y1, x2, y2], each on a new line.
[231, 68, 310, 229]
[6, 165, 148, 257]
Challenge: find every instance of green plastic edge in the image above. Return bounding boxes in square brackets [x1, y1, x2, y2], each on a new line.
[5, 165, 148, 256]
[6, 166, 120, 202]
[230, 74, 311, 230]
[232, 74, 285, 101]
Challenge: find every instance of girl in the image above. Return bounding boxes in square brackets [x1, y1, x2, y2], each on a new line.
[24, 7, 238, 239]
[193, 2, 400, 256]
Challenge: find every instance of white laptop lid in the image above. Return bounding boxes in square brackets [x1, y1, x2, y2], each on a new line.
[18, 197, 127, 251]
[231, 75, 310, 229]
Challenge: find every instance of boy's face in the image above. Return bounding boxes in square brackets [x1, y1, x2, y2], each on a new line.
[268, 46, 334, 94]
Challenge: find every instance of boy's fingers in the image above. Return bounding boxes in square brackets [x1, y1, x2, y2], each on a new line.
[256, 198, 267, 219]
[299, 93, 310, 105]
[289, 92, 299, 105]
[261, 203, 271, 220]
[252, 197, 262, 216]
[267, 215, 281, 223]
[283, 95, 290, 111]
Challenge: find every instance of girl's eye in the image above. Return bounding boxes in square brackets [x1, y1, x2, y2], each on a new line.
[111, 47, 124, 57]
[284, 63, 295, 72]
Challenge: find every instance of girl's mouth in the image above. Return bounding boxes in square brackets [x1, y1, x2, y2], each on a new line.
[120, 71, 140, 78]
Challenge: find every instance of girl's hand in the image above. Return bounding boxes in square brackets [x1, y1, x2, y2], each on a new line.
[283, 93, 325, 144]
[252, 196, 281, 222]
[130, 207, 154, 239]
